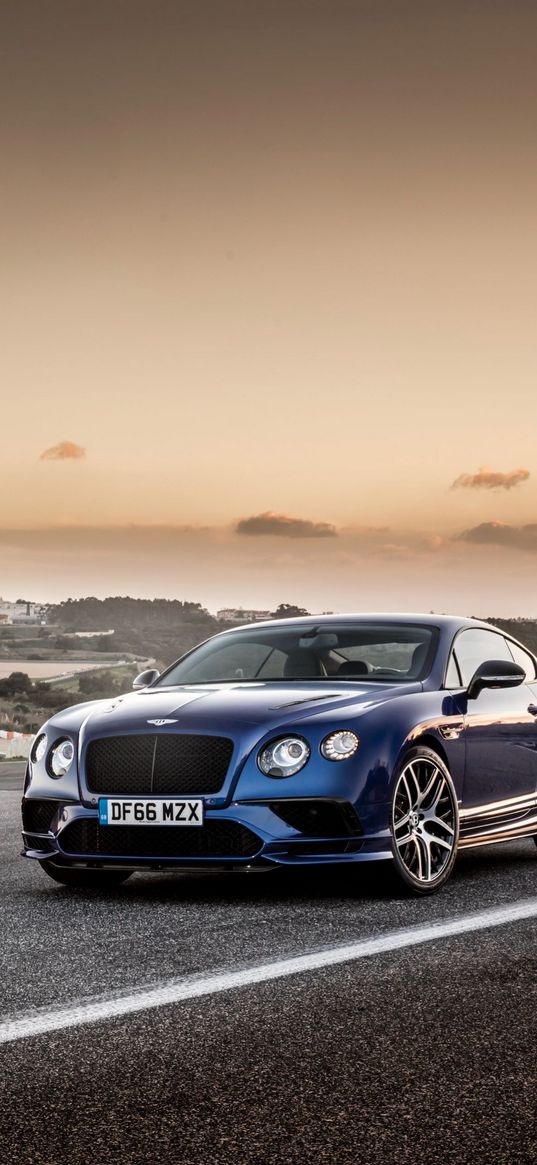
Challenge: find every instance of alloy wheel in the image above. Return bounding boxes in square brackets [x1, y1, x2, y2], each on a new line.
[392, 754, 457, 885]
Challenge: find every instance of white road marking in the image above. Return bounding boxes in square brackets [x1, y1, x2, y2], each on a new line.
[2, 897, 537, 1046]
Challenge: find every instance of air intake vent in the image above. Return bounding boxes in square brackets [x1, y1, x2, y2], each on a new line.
[267, 799, 362, 837]
[58, 818, 261, 859]
[22, 799, 62, 834]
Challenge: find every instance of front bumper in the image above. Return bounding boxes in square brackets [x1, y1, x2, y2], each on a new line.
[21, 796, 392, 869]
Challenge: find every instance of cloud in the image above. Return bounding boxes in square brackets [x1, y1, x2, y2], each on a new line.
[342, 527, 446, 557]
[458, 521, 537, 553]
[420, 533, 445, 551]
[235, 511, 337, 538]
[2, 521, 537, 612]
[39, 441, 86, 461]
[451, 466, 529, 491]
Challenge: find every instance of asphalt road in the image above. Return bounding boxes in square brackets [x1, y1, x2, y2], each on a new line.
[1, 761, 536, 1164]
[0, 759, 26, 791]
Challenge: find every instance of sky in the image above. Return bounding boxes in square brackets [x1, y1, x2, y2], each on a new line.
[1, 0, 537, 614]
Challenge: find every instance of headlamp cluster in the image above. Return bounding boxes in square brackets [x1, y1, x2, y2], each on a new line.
[258, 736, 310, 778]
[31, 733, 75, 779]
[257, 729, 359, 778]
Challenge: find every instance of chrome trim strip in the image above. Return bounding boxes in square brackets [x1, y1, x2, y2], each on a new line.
[460, 790, 537, 821]
[459, 812, 537, 849]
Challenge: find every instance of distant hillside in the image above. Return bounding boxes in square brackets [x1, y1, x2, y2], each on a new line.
[47, 598, 309, 666]
[49, 600, 537, 662]
[7, 598, 537, 668]
[1, 603, 537, 734]
[5, 601, 537, 680]
[50, 597, 219, 667]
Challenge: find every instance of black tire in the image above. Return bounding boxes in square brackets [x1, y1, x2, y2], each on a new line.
[39, 861, 132, 888]
[389, 746, 459, 896]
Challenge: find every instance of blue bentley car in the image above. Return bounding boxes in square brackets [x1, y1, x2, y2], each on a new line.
[21, 613, 537, 894]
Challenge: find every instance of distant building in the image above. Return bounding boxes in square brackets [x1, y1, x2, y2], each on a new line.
[62, 629, 115, 639]
[0, 598, 48, 624]
[217, 608, 272, 625]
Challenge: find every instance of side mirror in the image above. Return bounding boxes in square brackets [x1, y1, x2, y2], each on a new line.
[132, 668, 160, 690]
[467, 659, 525, 700]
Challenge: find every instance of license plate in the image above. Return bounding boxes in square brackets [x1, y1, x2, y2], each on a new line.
[98, 798, 204, 826]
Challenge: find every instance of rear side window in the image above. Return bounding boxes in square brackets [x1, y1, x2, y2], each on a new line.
[452, 629, 513, 688]
[507, 640, 537, 681]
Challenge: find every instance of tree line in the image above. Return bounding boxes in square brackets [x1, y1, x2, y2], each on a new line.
[48, 598, 310, 665]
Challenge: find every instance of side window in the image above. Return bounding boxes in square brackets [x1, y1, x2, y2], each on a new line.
[453, 629, 513, 688]
[507, 641, 537, 681]
[445, 652, 462, 688]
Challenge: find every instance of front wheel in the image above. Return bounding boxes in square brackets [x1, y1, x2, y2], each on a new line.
[39, 861, 132, 889]
[390, 747, 459, 895]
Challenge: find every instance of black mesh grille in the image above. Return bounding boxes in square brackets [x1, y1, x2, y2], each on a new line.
[22, 799, 62, 834]
[58, 818, 261, 859]
[267, 800, 362, 837]
[85, 734, 234, 795]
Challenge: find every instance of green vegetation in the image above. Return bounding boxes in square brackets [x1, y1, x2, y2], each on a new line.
[0, 597, 313, 728]
[49, 597, 219, 666]
[0, 665, 139, 733]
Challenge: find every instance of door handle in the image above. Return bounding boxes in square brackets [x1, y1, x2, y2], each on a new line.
[528, 705, 537, 716]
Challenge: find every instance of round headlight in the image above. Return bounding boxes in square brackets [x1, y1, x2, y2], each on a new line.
[258, 736, 310, 778]
[49, 739, 75, 778]
[321, 730, 359, 761]
[31, 733, 47, 764]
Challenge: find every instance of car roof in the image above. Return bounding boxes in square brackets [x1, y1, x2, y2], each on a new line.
[223, 612, 492, 635]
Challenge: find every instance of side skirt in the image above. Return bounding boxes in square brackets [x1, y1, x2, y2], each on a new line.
[459, 810, 537, 850]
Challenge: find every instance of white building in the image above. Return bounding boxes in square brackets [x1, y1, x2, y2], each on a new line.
[0, 598, 48, 624]
[62, 629, 115, 639]
[217, 608, 272, 625]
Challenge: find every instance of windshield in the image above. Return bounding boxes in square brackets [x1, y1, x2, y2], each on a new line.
[157, 622, 437, 685]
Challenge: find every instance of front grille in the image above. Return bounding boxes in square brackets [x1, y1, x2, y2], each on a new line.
[85, 734, 234, 796]
[58, 818, 261, 859]
[267, 799, 362, 837]
[22, 799, 62, 834]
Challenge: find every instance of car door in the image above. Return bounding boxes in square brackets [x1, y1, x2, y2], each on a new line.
[447, 628, 537, 815]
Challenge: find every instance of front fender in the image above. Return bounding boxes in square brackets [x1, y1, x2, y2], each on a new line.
[232, 690, 465, 809]
[353, 689, 465, 804]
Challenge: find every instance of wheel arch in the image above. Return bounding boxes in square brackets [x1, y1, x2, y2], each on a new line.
[390, 731, 452, 790]
[405, 732, 450, 772]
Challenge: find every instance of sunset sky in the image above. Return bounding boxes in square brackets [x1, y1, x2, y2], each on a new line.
[2, 0, 537, 613]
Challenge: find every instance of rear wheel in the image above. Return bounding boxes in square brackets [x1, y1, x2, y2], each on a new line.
[39, 861, 132, 888]
[390, 747, 459, 895]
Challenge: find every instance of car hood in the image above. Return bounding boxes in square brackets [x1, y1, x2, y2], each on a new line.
[50, 680, 423, 738]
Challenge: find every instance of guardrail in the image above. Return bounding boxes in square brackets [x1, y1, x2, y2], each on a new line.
[0, 730, 32, 759]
